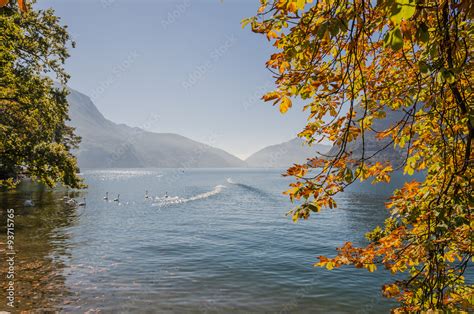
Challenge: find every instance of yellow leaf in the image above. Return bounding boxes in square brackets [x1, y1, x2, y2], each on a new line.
[292, 212, 299, 222]
[360, 115, 373, 128]
[326, 261, 334, 270]
[404, 164, 414, 176]
[285, 186, 299, 196]
[280, 97, 292, 113]
[296, 0, 306, 10]
[266, 31, 278, 40]
[367, 264, 377, 272]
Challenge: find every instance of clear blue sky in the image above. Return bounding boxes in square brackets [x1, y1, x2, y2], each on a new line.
[37, 0, 310, 159]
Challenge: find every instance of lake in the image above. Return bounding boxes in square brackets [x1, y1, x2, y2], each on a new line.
[0, 168, 406, 313]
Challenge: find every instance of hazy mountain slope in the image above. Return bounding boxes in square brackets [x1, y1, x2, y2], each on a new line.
[327, 107, 405, 165]
[67, 89, 245, 168]
[246, 138, 331, 168]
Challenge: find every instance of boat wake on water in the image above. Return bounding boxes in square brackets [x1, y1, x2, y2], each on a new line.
[226, 178, 236, 184]
[152, 185, 226, 207]
[226, 177, 271, 197]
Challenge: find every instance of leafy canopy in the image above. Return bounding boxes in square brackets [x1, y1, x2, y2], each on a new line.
[0, 0, 83, 189]
[245, 0, 473, 311]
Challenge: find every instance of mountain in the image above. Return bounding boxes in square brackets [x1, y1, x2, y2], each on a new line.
[245, 138, 331, 168]
[326, 107, 405, 165]
[66, 88, 246, 168]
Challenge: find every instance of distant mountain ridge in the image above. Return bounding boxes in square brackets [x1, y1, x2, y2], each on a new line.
[66, 88, 403, 170]
[67, 88, 246, 168]
[245, 138, 331, 168]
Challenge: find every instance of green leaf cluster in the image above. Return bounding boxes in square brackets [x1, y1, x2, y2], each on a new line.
[0, 1, 84, 189]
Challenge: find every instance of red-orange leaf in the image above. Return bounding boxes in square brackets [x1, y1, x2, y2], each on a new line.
[18, 0, 27, 12]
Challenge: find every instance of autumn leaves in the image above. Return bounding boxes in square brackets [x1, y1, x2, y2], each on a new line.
[245, 0, 473, 311]
[0, 0, 27, 12]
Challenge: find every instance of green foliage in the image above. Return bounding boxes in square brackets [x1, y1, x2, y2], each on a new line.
[0, 1, 84, 189]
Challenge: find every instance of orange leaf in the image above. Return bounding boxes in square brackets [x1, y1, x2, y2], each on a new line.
[0, 0, 9, 8]
[18, 0, 27, 12]
[266, 31, 278, 40]
[262, 91, 280, 102]
[279, 61, 290, 74]
[287, 2, 297, 12]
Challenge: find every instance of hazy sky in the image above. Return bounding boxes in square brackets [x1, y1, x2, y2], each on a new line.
[37, 0, 310, 159]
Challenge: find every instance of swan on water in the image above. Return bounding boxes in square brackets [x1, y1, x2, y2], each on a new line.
[104, 192, 109, 200]
[145, 190, 150, 199]
[114, 194, 120, 202]
[78, 198, 86, 207]
[24, 199, 34, 207]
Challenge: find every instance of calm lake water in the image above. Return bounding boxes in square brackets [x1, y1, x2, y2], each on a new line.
[0, 168, 408, 313]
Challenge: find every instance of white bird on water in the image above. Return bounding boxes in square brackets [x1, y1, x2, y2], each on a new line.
[114, 194, 120, 202]
[66, 198, 77, 206]
[145, 190, 151, 200]
[104, 192, 109, 201]
[24, 199, 34, 207]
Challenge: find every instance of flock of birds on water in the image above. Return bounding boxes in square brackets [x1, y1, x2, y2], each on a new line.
[23, 190, 167, 208]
